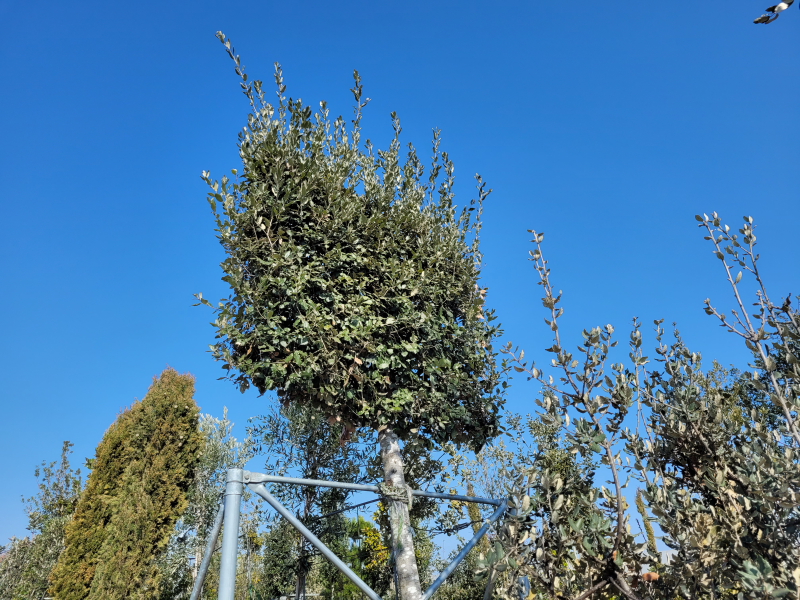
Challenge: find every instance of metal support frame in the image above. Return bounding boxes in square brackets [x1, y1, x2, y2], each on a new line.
[250, 483, 383, 600]
[189, 502, 225, 600]
[423, 499, 507, 600]
[218, 468, 244, 600]
[199, 469, 508, 600]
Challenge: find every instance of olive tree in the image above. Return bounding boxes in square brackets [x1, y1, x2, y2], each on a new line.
[249, 402, 372, 599]
[200, 32, 505, 600]
[491, 214, 799, 600]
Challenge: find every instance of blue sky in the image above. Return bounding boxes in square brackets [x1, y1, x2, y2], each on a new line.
[1, 0, 798, 540]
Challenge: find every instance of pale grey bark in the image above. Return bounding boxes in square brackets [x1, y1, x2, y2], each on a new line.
[378, 428, 422, 600]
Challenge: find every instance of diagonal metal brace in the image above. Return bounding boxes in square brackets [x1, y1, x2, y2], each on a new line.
[249, 482, 383, 600]
[239, 470, 508, 600]
[423, 498, 508, 600]
[189, 502, 225, 600]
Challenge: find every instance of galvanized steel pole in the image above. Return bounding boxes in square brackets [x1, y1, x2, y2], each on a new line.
[189, 502, 225, 600]
[218, 468, 243, 600]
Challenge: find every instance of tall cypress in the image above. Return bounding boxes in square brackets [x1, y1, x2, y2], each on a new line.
[49, 368, 202, 600]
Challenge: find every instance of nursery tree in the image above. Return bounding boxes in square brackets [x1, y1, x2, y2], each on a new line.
[492, 214, 799, 600]
[49, 368, 202, 600]
[443, 414, 594, 600]
[201, 32, 505, 600]
[249, 401, 372, 599]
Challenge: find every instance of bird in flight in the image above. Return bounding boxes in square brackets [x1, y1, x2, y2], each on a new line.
[754, 0, 794, 23]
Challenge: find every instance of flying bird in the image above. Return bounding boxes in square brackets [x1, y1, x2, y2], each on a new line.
[754, 13, 779, 22]
[754, 0, 794, 23]
[767, 0, 794, 12]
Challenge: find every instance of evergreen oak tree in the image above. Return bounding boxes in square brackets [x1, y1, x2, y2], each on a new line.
[200, 32, 506, 600]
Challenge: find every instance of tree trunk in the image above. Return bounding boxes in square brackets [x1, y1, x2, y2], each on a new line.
[378, 428, 422, 600]
[295, 481, 315, 599]
[294, 555, 308, 600]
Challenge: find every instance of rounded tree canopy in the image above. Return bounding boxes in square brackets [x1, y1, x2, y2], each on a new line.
[202, 33, 506, 451]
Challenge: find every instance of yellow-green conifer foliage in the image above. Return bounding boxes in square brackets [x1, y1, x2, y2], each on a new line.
[49, 368, 202, 600]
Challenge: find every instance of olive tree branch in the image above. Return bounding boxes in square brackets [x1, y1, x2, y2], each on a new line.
[699, 214, 800, 447]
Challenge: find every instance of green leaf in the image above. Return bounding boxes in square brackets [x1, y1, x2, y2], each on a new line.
[581, 537, 596, 557]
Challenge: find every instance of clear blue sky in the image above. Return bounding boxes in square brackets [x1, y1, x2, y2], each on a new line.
[1, 0, 798, 540]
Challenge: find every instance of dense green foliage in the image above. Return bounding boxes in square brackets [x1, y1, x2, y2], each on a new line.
[200, 32, 505, 451]
[256, 513, 393, 600]
[49, 368, 202, 600]
[0, 442, 82, 600]
[487, 215, 800, 600]
[635, 345, 799, 597]
[316, 515, 395, 600]
[258, 519, 300, 599]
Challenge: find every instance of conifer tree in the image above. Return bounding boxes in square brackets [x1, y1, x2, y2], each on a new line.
[49, 368, 202, 600]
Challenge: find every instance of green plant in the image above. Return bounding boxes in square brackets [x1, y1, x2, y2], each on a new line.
[157, 409, 257, 600]
[201, 32, 506, 600]
[249, 402, 372, 599]
[491, 215, 799, 600]
[49, 368, 202, 600]
[0, 441, 83, 600]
